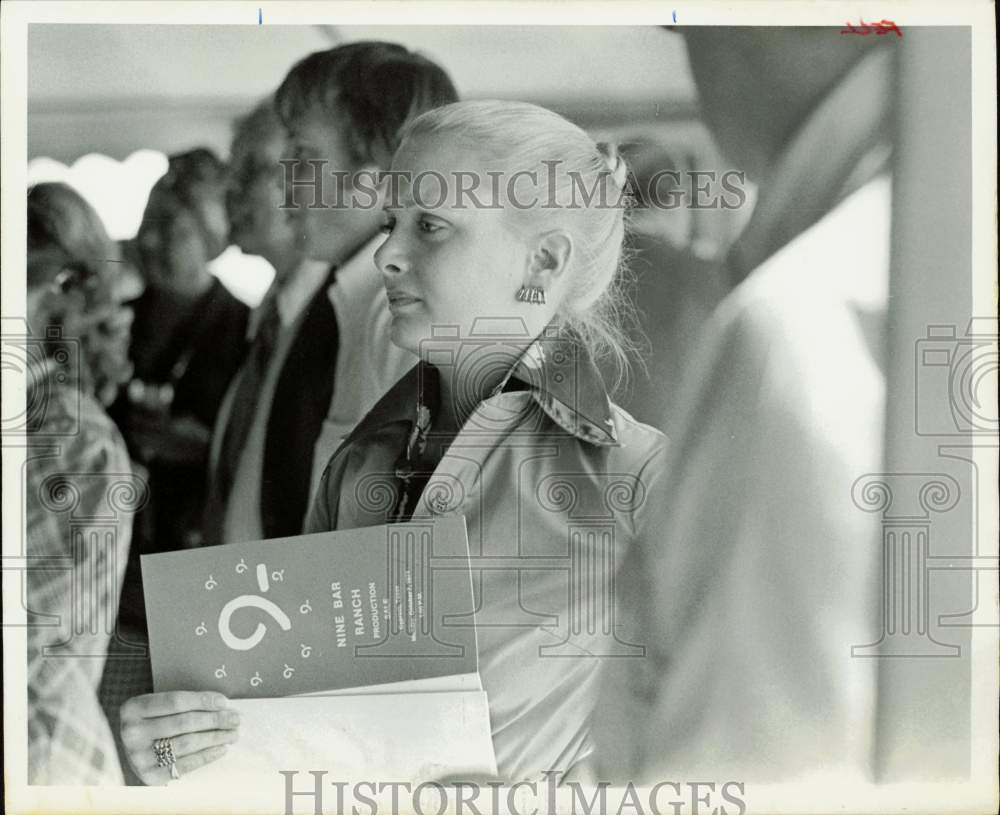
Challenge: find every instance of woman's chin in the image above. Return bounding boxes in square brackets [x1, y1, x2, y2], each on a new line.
[388, 316, 423, 357]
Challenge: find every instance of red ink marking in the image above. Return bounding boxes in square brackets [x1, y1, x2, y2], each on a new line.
[841, 19, 903, 38]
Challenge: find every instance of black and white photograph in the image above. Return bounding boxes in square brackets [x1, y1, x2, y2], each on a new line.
[2, 2, 997, 814]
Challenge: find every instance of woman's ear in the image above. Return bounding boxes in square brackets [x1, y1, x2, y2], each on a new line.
[528, 230, 573, 286]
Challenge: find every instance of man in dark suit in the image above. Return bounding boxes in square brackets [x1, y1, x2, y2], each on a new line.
[205, 43, 457, 545]
[203, 97, 335, 545]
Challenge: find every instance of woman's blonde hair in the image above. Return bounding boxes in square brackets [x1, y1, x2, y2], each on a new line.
[27, 182, 116, 283]
[398, 100, 638, 390]
[26, 183, 123, 403]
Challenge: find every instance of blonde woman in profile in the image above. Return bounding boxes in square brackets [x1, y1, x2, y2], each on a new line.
[117, 101, 668, 785]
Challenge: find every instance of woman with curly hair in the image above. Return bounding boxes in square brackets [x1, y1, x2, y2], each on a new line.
[25, 182, 138, 785]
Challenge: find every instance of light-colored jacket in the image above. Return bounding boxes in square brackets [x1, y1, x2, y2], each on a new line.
[597, 47, 895, 783]
[306, 324, 668, 781]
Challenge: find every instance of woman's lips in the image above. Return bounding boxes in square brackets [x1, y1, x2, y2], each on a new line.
[387, 292, 421, 309]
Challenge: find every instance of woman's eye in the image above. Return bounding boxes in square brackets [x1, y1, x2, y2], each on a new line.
[380, 217, 395, 234]
[418, 219, 444, 234]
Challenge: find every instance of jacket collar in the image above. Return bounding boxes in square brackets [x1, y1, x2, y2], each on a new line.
[248, 259, 335, 339]
[346, 322, 619, 448]
[495, 323, 619, 445]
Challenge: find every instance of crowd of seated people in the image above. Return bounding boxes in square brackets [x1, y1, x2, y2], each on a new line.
[24, 27, 894, 787]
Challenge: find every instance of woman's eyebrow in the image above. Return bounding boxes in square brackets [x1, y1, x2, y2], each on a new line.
[383, 189, 417, 210]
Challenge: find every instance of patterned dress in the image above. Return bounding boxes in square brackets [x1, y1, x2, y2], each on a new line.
[26, 384, 140, 784]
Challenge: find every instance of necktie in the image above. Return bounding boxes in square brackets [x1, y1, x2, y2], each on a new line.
[214, 296, 282, 503]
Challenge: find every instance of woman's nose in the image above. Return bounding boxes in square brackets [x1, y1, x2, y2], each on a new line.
[374, 232, 408, 277]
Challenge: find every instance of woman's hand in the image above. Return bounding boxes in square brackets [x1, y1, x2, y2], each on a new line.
[120, 691, 240, 785]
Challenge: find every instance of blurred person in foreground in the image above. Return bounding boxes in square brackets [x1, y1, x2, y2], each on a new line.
[597, 27, 894, 781]
[202, 43, 456, 548]
[25, 182, 137, 784]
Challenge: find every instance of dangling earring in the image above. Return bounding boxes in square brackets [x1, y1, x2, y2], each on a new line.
[516, 285, 546, 305]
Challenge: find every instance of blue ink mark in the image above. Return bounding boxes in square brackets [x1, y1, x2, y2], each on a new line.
[672, 10, 677, 23]
[258, 7, 262, 24]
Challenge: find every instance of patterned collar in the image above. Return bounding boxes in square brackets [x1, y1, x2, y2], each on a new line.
[348, 322, 619, 448]
[491, 323, 619, 446]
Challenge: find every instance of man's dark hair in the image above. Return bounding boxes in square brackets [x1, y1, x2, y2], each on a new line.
[275, 41, 459, 166]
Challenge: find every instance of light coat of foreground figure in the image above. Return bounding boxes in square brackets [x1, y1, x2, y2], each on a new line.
[597, 38, 893, 782]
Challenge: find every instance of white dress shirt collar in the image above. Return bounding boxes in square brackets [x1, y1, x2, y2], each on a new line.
[248, 257, 331, 339]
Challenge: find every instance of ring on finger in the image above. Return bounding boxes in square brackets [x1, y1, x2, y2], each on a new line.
[163, 726, 237, 761]
[152, 737, 175, 768]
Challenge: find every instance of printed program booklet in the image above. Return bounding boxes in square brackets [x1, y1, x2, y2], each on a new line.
[142, 516, 497, 783]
